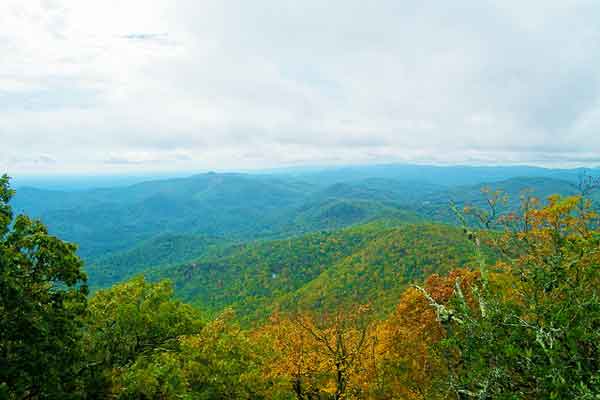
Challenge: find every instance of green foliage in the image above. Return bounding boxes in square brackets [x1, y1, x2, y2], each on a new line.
[287, 197, 422, 233]
[14, 171, 585, 292]
[433, 195, 600, 399]
[13, 171, 585, 260]
[83, 277, 203, 397]
[86, 234, 228, 290]
[116, 351, 189, 400]
[83, 277, 274, 399]
[153, 224, 387, 322]
[174, 310, 272, 399]
[152, 222, 489, 324]
[283, 224, 492, 315]
[415, 177, 584, 224]
[12, 173, 313, 259]
[0, 174, 88, 399]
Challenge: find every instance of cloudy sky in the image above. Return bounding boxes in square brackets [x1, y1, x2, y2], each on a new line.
[2, 0, 600, 174]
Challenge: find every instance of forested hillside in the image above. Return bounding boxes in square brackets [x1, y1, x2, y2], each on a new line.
[152, 222, 492, 323]
[12, 173, 426, 260]
[12, 166, 598, 291]
[12, 173, 313, 258]
[3, 171, 600, 399]
[415, 176, 590, 222]
[85, 233, 228, 288]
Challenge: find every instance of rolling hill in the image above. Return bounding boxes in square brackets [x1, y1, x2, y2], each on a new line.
[11, 165, 598, 292]
[12, 173, 312, 258]
[148, 221, 492, 324]
[12, 173, 431, 263]
[85, 233, 230, 289]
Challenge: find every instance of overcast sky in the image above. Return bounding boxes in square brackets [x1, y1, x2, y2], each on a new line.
[2, 0, 600, 174]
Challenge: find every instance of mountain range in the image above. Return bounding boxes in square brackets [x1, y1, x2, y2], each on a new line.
[11, 164, 599, 319]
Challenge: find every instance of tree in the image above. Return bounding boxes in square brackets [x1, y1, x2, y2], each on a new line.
[84, 278, 268, 399]
[428, 193, 600, 398]
[258, 312, 326, 399]
[83, 277, 203, 398]
[378, 269, 480, 400]
[261, 306, 375, 400]
[177, 309, 269, 400]
[0, 174, 88, 399]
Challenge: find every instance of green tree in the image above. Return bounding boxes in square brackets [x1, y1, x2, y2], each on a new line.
[82, 277, 203, 398]
[85, 280, 270, 400]
[175, 309, 270, 400]
[0, 174, 88, 399]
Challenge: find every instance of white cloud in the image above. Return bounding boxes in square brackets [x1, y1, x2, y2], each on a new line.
[1, 0, 600, 174]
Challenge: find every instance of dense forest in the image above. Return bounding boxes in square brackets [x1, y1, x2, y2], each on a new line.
[2, 168, 600, 399]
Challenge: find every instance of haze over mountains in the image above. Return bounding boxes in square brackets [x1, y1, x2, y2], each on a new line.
[11, 164, 599, 317]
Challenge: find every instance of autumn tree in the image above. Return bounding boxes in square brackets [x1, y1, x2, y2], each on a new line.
[261, 305, 376, 400]
[427, 192, 600, 398]
[258, 312, 325, 399]
[374, 269, 479, 400]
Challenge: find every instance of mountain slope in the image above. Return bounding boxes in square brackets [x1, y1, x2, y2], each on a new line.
[286, 164, 594, 187]
[12, 169, 595, 284]
[85, 233, 230, 289]
[13, 173, 428, 262]
[280, 223, 489, 314]
[151, 221, 488, 323]
[151, 223, 387, 319]
[13, 173, 312, 258]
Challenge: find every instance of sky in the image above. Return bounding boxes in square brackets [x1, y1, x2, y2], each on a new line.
[1, 0, 600, 175]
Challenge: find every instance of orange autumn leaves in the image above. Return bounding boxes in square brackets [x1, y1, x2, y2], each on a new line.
[374, 269, 480, 400]
[256, 270, 480, 399]
[258, 305, 377, 399]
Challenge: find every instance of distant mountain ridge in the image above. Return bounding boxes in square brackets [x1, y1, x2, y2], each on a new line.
[10, 165, 599, 291]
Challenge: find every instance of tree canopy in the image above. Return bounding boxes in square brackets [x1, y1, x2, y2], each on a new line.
[0, 174, 88, 399]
